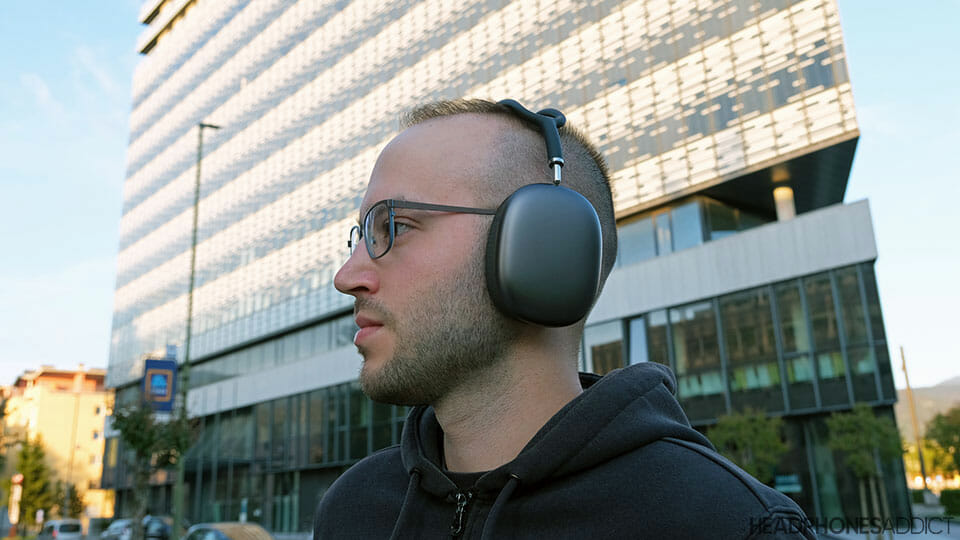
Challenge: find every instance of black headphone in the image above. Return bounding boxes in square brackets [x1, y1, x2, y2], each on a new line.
[484, 99, 603, 327]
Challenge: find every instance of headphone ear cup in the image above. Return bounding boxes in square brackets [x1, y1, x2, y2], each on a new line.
[485, 184, 602, 327]
[484, 199, 510, 316]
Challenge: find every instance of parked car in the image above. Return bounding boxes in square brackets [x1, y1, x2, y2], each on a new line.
[39, 519, 83, 540]
[101, 516, 180, 540]
[182, 522, 273, 540]
[101, 519, 133, 540]
[143, 516, 175, 540]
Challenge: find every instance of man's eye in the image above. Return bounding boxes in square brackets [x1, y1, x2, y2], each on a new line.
[393, 221, 412, 236]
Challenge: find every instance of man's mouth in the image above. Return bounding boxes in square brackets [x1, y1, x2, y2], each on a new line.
[354, 314, 384, 345]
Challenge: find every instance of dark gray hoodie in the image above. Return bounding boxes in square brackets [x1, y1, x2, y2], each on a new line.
[314, 362, 816, 539]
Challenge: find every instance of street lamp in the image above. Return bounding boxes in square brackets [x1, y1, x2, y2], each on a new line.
[173, 122, 220, 536]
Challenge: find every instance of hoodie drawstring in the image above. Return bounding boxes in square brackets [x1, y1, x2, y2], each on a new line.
[389, 469, 422, 540]
[480, 474, 520, 540]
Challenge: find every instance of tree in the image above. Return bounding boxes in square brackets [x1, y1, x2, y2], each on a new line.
[708, 408, 788, 485]
[826, 404, 902, 540]
[926, 406, 960, 475]
[12, 437, 59, 533]
[111, 399, 194, 540]
[54, 481, 85, 519]
[0, 396, 8, 472]
[903, 439, 955, 484]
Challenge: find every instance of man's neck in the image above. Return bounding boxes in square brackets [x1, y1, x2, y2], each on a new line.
[434, 343, 583, 473]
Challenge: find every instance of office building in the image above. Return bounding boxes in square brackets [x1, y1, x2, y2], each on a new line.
[104, 0, 908, 531]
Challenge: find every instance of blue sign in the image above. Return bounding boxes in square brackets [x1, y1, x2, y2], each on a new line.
[142, 358, 177, 412]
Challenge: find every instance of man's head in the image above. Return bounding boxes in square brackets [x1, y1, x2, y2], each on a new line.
[334, 99, 617, 405]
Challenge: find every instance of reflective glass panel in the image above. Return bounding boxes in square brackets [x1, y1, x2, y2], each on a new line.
[805, 276, 840, 349]
[618, 216, 657, 266]
[584, 321, 624, 375]
[655, 212, 673, 255]
[647, 310, 670, 366]
[860, 265, 887, 340]
[707, 200, 738, 240]
[847, 346, 879, 402]
[308, 390, 325, 463]
[776, 283, 811, 353]
[785, 354, 817, 409]
[670, 301, 725, 420]
[817, 351, 849, 406]
[671, 201, 704, 251]
[349, 386, 370, 460]
[876, 345, 896, 400]
[628, 317, 649, 365]
[835, 268, 868, 344]
[721, 289, 785, 412]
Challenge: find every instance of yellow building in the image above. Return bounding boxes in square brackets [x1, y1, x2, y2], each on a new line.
[2, 365, 114, 526]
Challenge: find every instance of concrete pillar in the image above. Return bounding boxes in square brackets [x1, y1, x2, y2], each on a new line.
[773, 186, 796, 221]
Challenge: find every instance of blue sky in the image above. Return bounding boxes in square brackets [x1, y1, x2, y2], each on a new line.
[0, 1, 957, 390]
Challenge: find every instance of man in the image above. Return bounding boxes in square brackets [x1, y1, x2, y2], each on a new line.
[315, 99, 815, 539]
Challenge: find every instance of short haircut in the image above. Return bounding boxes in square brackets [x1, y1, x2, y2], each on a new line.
[401, 98, 619, 291]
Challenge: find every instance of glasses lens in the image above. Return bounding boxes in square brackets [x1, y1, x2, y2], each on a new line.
[348, 226, 361, 256]
[363, 201, 392, 258]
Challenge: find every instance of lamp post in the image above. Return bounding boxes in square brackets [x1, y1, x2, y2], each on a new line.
[900, 346, 929, 491]
[173, 122, 219, 536]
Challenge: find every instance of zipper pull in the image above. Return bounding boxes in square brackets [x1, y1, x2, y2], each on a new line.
[450, 491, 473, 537]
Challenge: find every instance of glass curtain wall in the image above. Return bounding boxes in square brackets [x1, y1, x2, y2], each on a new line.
[721, 289, 784, 412]
[589, 262, 894, 416]
[616, 197, 773, 267]
[107, 381, 407, 532]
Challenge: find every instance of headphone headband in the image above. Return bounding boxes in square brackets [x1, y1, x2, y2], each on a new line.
[498, 99, 566, 185]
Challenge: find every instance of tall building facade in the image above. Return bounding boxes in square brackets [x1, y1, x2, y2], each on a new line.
[2, 367, 114, 526]
[105, 0, 908, 532]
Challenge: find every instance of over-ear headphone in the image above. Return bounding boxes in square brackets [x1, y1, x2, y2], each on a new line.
[484, 99, 603, 327]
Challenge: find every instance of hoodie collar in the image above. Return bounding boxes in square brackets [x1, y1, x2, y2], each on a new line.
[400, 362, 711, 500]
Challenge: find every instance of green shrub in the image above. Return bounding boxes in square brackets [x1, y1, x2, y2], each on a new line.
[910, 489, 925, 504]
[942, 489, 960, 516]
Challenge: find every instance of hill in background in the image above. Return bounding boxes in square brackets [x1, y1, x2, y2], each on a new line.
[895, 375, 960, 442]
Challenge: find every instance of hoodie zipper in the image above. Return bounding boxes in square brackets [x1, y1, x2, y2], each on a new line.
[449, 491, 473, 537]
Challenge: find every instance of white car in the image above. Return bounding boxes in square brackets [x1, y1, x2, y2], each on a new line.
[39, 519, 83, 540]
[101, 519, 133, 540]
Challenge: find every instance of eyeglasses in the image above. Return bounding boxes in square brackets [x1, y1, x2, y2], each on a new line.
[348, 199, 496, 259]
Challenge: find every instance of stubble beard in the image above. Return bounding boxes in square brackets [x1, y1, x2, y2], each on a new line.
[356, 247, 520, 406]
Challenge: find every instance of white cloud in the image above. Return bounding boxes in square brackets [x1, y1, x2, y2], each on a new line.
[74, 44, 121, 98]
[19, 72, 65, 117]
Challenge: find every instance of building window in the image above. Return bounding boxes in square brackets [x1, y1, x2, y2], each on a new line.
[654, 212, 673, 255]
[706, 199, 738, 240]
[804, 275, 841, 350]
[835, 268, 868, 345]
[671, 301, 725, 421]
[618, 216, 657, 266]
[93, 430, 100, 440]
[583, 321, 624, 375]
[628, 317, 649, 365]
[721, 289, 785, 413]
[671, 201, 704, 251]
[775, 282, 817, 410]
[646, 310, 671, 367]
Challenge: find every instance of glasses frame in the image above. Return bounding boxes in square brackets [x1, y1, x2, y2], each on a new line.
[348, 199, 496, 260]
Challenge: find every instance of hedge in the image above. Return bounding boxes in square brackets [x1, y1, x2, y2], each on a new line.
[942, 489, 960, 516]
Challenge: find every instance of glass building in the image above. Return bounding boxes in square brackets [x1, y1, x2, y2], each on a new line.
[103, 0, 908, 531]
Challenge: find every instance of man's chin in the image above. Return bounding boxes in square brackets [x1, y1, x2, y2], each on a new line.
[358, 359, 431, 406]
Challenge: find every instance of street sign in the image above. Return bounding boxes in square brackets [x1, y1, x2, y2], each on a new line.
[142, 358, 177, 412]
[8, 483, 22, 525]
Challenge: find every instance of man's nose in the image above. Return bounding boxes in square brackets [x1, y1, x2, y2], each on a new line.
[334, 246, 379, 297]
